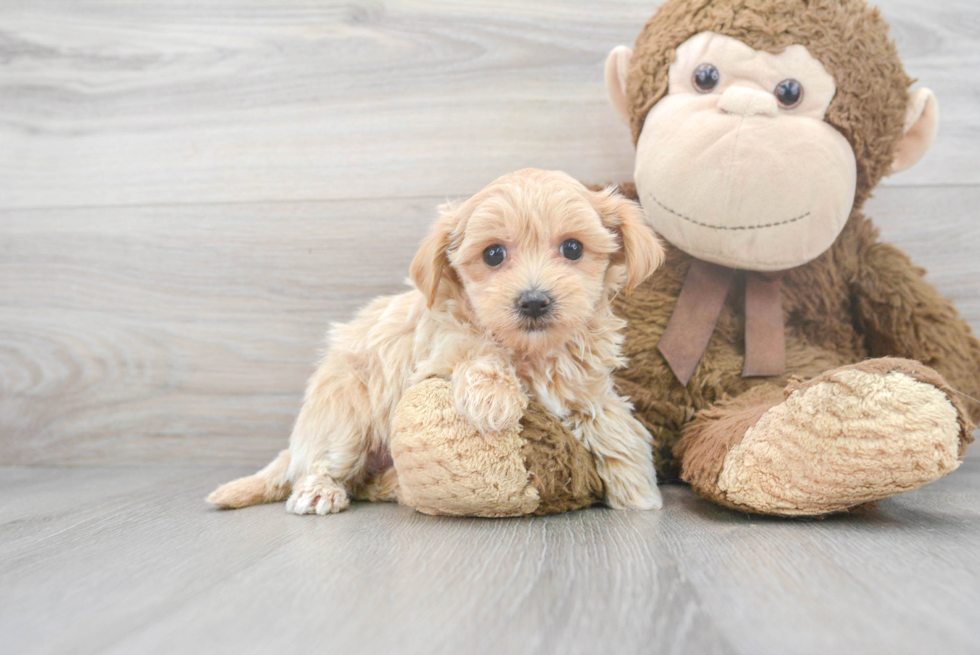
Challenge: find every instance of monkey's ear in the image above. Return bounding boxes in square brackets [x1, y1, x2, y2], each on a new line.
[410, 205, 461, 308]
[891, 88, 939, 174]
[592, 187, 664, 293]
[605, 46, 632, 126]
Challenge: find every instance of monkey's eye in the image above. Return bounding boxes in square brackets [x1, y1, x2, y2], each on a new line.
[483, 244, 506, 267]
[692, 63, 720, 93]
[774, 79, 804, 108]
[560, 239, 583, 261]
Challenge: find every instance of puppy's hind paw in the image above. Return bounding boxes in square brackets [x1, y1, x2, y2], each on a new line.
[285, 475, 349, 515]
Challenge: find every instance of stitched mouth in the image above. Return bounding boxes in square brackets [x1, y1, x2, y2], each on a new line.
[647, 193, 810, 231]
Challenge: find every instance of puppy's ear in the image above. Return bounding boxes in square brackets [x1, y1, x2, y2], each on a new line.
[410, 204, 461, 308]
[591, 187, 664, 293]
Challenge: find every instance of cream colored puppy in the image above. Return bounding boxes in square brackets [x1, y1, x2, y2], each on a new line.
[208, 169, 665, 515]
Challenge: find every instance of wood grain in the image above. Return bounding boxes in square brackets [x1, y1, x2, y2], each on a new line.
[1, 461, 977, 655]
[0, 0, 977, 211]
[2, 186, 978, 466]
[0, 196, 438, 465]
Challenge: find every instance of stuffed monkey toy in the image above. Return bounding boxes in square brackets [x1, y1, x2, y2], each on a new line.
[390, 0, 980, 517]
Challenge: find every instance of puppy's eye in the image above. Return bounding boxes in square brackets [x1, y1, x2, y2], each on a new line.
[774, 79, 803, 108]
[560, 239, 583, 261]
[693, 63, 720, 93]
[483, 244, 506, 267]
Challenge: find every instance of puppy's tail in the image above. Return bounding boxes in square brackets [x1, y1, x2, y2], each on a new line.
[207, 449, 292, 509]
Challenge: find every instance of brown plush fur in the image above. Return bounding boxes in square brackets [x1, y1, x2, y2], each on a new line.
[602, 0, 980, 513]
[520, 399, 605, 515]
[625, 0, 910, 208]
[612, 182, 980, 483]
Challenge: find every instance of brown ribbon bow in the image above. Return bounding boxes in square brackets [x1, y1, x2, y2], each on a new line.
[657, 259, 786, 386]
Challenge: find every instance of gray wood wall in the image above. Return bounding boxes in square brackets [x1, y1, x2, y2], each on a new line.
[2, 0, 978, 466]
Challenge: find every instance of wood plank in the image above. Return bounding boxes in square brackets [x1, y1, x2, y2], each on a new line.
[0, 196, 439, 465]
[0, 462, 977, 655]
[2, 185, 979, 465]
[0, 0, 976, 211]
[659, 454, 980, 655]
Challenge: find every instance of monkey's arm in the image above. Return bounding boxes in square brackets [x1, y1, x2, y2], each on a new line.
[851, 238, 980, 418]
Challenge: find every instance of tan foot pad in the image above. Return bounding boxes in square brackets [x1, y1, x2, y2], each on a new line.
[718, 367, 963, 516]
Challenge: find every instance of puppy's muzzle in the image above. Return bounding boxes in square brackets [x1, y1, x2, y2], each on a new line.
[516, 290, 553, 320]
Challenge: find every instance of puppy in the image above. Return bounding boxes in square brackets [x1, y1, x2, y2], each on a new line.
[208, 169, 665, 514]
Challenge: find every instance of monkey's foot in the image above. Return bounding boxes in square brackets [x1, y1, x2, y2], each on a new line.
[685, 359, 973, 516]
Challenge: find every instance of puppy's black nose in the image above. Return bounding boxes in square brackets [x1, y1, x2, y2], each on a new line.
[516, 290, 553, 319]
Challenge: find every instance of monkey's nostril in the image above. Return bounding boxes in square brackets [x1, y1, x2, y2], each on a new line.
[516, 290, 553, 319]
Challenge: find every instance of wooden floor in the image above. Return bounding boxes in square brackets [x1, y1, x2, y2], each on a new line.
[2, 457, 978, 655]
[2, 2, 980, 654]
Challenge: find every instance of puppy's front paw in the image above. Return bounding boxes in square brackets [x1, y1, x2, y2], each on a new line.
[286, 475, 349, 515]
[601, 460, 663, 511]
[607, 484, 663, 511]
[453, 358, 527, 433]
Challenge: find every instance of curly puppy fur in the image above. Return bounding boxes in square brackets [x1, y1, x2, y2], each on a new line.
[208, 169, 665, 515]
